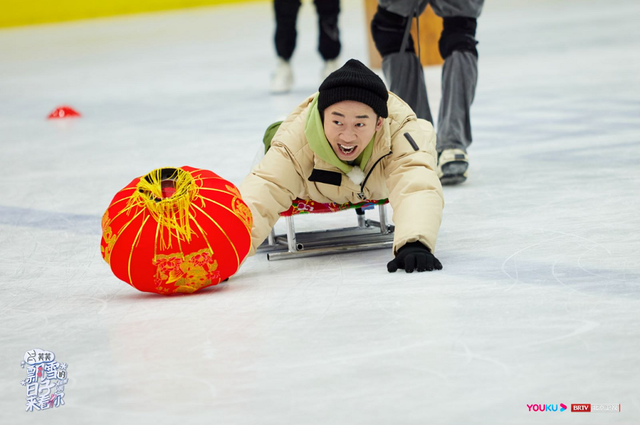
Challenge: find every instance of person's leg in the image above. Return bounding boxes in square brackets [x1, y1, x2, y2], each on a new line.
[314, 0, 341, 61]
[274, 0, 302, 61]
[371, 1, 433, 122]
[314, 0, 341, 79]
[378, 0, 428, 21]
[430, 0, 483, 184]
[431, 0, 483, 152]
[272, 0, 301, 93]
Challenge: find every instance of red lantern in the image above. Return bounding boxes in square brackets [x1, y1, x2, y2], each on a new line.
[101, 166, 252, 294]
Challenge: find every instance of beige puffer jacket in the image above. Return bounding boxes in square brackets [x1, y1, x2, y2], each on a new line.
[239, 92, 444, 256]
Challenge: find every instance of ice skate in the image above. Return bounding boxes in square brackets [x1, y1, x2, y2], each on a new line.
[270, 58, 293, 94]
[438, 148, 468, 185]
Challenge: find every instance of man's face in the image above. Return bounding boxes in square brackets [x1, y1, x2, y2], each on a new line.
[323, 100, 384, 162]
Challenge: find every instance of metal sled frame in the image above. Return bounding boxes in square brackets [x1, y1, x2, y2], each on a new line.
[258, 204, 395, 261]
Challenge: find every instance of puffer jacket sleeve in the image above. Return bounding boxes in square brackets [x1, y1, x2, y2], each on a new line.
[239, 141, 305, 256]
[384, 119, 444, 254]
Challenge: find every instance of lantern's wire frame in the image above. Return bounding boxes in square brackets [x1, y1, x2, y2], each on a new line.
[258, 204, 394, 260]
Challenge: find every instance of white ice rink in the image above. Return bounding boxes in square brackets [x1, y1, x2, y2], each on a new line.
[1, 0, 639, 423]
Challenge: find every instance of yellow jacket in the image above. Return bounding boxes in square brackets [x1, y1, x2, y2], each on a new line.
[239, 92, 444, 256]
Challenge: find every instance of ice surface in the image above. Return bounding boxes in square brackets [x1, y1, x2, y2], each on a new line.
[0, 0, 639, 423]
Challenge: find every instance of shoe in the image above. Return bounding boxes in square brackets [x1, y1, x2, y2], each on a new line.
[321, 58, 340, 80]
[270, 58, 293, 94]
[437, 148, 468, 185]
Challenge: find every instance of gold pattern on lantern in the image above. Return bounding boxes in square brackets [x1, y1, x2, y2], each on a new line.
[225, 184, 241, 198]
[101, 211, 117, 264]
[233, 198, 253, 231]
[204, 184, 252, 233]
[153, 248, 221, 294]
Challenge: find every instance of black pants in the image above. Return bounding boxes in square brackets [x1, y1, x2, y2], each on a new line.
[274, 0, 341, 61]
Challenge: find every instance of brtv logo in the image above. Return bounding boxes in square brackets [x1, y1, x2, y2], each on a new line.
[527, 403, 567, 412]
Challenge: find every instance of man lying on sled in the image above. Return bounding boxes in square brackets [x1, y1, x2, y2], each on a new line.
[240, 59, 444, 273]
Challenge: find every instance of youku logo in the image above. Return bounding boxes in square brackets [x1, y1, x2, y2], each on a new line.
[527, 403, 567, 412]
[20, 349, 68, 412]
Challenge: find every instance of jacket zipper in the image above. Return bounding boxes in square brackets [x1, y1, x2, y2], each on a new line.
[354, 115, 416, 199]
[357, 151, 392, 200]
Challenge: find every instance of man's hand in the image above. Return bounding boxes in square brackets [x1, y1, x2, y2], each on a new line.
[387, 242, 443, 273]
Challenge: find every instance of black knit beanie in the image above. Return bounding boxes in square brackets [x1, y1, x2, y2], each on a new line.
[318, 59, 389, 118]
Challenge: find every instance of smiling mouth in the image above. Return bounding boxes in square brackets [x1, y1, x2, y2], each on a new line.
[338, 144, 357, 155]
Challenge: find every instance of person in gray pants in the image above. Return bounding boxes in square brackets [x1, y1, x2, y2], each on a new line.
[371, 0, 484, 185]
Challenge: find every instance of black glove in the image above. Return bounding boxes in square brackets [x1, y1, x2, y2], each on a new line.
[387, 242, 443, 273]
